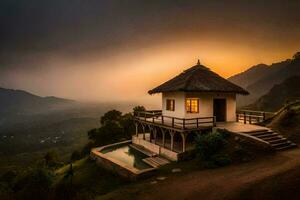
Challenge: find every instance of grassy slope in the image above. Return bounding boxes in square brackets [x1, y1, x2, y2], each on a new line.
[54, 158, 129, 199]
[50, 103, 300, 200]
[96, 149, 300, 200]
[267, 101, 300, 144]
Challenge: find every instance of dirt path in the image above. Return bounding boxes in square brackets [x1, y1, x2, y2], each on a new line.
[100, 148, 300, 200]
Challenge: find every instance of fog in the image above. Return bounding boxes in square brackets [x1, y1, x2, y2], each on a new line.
[1, 0, 300, 104]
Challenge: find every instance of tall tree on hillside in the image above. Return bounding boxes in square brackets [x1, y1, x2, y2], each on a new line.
[100, 110, 122, 125]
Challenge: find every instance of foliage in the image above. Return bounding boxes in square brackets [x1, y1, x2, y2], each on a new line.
[133, 105, 146, 114]
[86, 106, 146, 148]
[100, 110, 122, 126]
[195, 129, 231, 168]
[44, 150, 63, 169]
[13, 167, 54, 200]
[293, 52, 300, 60]
[71, 150, 82, 162]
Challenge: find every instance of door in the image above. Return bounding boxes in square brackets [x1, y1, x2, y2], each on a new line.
[213, 99, 226, 122]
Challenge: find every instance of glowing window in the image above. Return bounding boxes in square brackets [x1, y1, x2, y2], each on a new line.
[166, 99, 175, 111]
[186, 98, 199, 113]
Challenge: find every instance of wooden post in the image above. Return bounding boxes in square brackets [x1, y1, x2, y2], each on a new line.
[162, 116, 164, 125]
[183, 118, 185, 129]
[162, 130, 166, 147]
[135, 123, 138, 136]
[170, 131, 174, 151]
[236, 114, 239, 122]
[196, 118, 199, 128]
[172, 117, 174, 127]
[142, 125, 145, 140]
[263, 112, 266, 121]
[213, 116, 216, 127]
[249, 115, 252, 124]
[153, 128, 157, 144]
[244, 111, 246, 124]
[181, 133, 186, 152]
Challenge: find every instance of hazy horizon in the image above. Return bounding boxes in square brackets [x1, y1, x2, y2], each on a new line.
[1, 0, 300, 103]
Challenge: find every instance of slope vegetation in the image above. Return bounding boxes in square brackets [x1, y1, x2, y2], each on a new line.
[228, 52, 300, 107]
[245, 76, 300, 112]
[266, 101, 300, 144]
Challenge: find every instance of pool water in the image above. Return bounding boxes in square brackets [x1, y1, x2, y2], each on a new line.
[100, 144, 152, 170]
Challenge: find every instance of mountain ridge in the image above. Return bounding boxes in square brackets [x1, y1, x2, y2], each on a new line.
[245, 76, 300, 112]
[0, 87, 75, 115]
[228, 53, 299, 107]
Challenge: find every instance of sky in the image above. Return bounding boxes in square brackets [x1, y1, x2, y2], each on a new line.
[0, 0, 300, 105]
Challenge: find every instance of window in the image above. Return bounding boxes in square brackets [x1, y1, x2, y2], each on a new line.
[166, 99, 175, 111]
[186, 98, 199, 113]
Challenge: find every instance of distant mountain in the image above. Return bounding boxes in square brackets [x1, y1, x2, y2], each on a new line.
[228, 52, 300, 107]
[228, 64, 270, 88]
[0, 87, 75, 115]
[244, 76, 300, 112]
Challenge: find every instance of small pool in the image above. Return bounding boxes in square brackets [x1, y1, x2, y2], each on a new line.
[100, 144, 151, 170]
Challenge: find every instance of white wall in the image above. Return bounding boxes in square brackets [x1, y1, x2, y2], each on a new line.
[161, 92, 236, 122]
[162, 92, 186, 118]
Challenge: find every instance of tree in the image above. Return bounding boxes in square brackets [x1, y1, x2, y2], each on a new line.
[293, 52, 300, 60]
[70, 150, 81, 162]
[133, 105, 146, 115]
[100, 110, 122, 125]
[16, 168, 54, 200]
[120, 113, 135, 138]
[44, 150, 59, 168]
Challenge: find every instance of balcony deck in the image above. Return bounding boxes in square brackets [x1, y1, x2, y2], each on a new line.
[134, 110, 215, 132]
[216, 122, 269, 133]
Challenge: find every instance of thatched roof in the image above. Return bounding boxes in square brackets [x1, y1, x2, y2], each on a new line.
[148, 63, 249, 95]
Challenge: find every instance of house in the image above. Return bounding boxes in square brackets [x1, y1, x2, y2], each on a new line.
[148, 60, 249, 122]
[133, 60, 249, 161]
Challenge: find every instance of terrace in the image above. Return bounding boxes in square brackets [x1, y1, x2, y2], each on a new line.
[133, 109, 276, 159]
[134, 110, 216, 132]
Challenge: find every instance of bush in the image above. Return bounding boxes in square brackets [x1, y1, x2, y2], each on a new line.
[14, 167, 54, 200]
[195, 129, 228, 160]
[71, 150, 82, 162]
[195, 129, 231, 168]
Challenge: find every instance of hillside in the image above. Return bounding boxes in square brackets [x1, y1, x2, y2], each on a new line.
[0, 87, 133, 172]
[228, 64, 270, 88]
[0, 87, 75, 115]
[244, 76, 300, 112]
[266, 101, 300, 144]
[228, 53, 299, 107]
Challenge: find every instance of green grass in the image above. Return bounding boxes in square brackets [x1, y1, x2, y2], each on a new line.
[54, 158, 130, 199]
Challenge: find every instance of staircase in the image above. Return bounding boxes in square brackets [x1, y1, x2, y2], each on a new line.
[142, 156, 170, 168]
[244, 129, 297, 151]
[129, 144, 157, 157]
[130, 144, 171, 168]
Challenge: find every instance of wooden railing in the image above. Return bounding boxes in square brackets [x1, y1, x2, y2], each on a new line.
[236, 110, 275, 124]
[134, 110, 215, 130]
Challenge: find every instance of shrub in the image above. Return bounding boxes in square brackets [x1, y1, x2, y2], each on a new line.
[14, 167, 54, 200]
[195, 129, 228, 160]
[71, 150, 82, 162]
[195, 129, 231, 168]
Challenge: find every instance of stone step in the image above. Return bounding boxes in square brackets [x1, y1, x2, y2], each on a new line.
[270, 141, 292, 148]
[129, 144, 157, 157]
[153, 156, 170, 165]
[266, 138, 287, 144]
[276, 143, 297, 151]
[243, 129, 271, 134]
[143, 158, 161, 168]
[259, 135, 282, 141]
[249, 131, 274, 137]
[256, 133, 280, 139]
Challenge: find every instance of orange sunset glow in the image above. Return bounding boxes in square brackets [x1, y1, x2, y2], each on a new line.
[1, 1, 300, 105]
